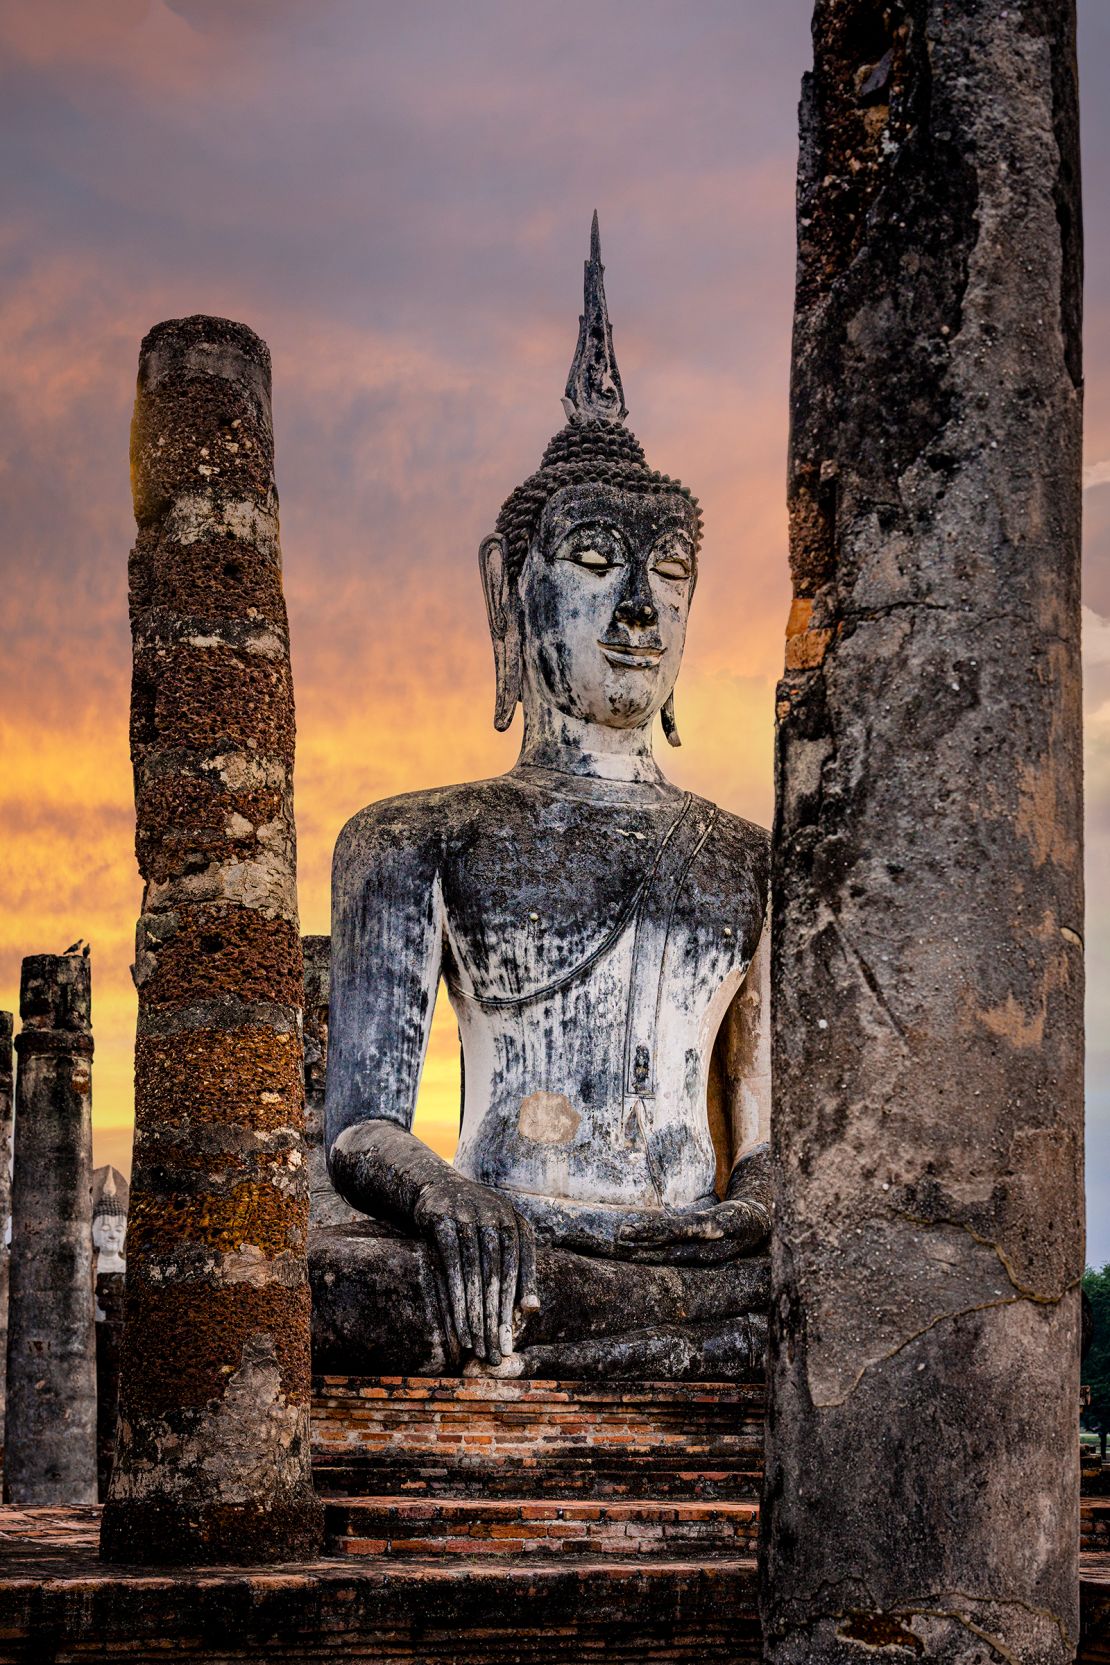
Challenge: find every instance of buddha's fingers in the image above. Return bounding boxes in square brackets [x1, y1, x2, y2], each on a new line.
[456, 1216, 486, 1358]
[618, 1211, 723, 1247]
[479, 1223, 502, 1364]
[430, 1261, 462, 1367]
[432, 1218, 472, 1352]
[717, 1198, 771, 1250]
[498, 1224, 519, 1356]
[517, 1216, 540, 1314]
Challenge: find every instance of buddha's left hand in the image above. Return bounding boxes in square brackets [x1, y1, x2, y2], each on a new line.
[614, 1140, 771, 1262]
[615, 1196, 770, 1263]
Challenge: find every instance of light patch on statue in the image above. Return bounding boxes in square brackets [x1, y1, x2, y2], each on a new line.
[518, 1091, 581, 1145]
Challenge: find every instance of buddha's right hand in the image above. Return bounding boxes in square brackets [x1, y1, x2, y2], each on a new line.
[414, 1173, 540, 1366]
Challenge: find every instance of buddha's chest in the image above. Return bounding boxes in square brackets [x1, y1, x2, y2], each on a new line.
[439, 789, 767, 1208]
[438, 792, 763, 1008]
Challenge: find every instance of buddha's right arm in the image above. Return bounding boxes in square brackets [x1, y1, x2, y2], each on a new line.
[322, 804, 537, 1363]
[324, 803, 444, 1162]
[328, 1117, 539, 1362]
[328, 1117, 451, 1229]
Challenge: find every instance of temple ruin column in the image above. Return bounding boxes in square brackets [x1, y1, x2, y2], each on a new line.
[302, 933, 330, 1224]
[0, 1013, 13, 1476]
[5, 953, 97, 1504]
[92, 1165, 129, 1500]
[763, 4, 1084, 1661]
[100, 317, 322, 1563]
[303, 935, 358, 1228]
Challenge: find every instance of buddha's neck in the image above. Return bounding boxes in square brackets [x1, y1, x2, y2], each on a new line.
[515, 703, 663, 785]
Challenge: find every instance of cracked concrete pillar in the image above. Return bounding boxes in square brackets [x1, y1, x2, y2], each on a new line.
[100, 317, 322, 1564]
[0, 1013, 14, 1478]
[5, 954, 97, 1504]
[764, 4, 1084, 1661]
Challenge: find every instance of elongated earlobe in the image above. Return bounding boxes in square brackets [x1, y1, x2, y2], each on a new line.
[492, 626, 523, 731]
[479, 534, 523, 731]
[660, 692, 682, 748]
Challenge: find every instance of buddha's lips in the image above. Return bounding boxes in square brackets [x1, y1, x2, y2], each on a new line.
[598, 639, 664, 668]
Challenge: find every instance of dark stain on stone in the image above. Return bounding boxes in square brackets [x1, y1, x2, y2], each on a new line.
[839, 1613, 924, 1654]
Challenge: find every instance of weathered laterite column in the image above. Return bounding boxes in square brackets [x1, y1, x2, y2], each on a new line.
[101, 317, 323, 1563]
[5, 955, 97, 1503]
[95, 1268, 124, 1502]
[302, 935, 358, 1228]
[302, 933, 330, 1215]
[764, 4, 1083, 1661]
[0, 1012, 12, 1475]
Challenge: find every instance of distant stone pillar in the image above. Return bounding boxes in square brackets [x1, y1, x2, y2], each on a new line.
[5, 954, 97, 1504]
[302, 936, 329, 1115]
[764, 5, 1084, 1663]
[101, 317, 322, 1564]
[95, 1270, 124, 1502]
[92, 1165, 129, 1500]
[0, 1013, 13, 1477]
[303, 935, 358, 1229]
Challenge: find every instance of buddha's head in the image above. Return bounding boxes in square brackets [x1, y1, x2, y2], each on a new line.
[480, 215, 701, 747]
[92, 1167, 127, 1269]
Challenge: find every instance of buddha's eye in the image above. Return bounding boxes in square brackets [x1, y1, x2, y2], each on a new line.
[554, 526, 624, 572]
[651, 531, 694, 581]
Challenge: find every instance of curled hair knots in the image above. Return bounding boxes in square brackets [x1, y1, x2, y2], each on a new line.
[495, 422, 701, 581]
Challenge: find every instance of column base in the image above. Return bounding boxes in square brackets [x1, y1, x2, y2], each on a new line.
[99, 1488, 324, 1566]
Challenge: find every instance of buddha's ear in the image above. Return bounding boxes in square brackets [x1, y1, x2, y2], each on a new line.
[660, 691, 682, 747]
[478, 533, 522, 732]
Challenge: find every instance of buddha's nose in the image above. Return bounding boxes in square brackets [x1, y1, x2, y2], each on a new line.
[613, 594, 658, 629]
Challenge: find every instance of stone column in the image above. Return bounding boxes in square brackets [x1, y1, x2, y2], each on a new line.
[303, 935, 358, 1229]
[95, 1270, 124, 1502]
[101, 317, 322, 1564]
[302, 934, 330, 1195]
[92, 1164, 129, 1500]
[0, 1013, 13, 1478]
[5, 954, 97, 1504]
[764, 5, 1084, 1662]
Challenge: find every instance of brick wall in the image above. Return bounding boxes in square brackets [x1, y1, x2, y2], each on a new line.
[311, 1375, 765, 1500]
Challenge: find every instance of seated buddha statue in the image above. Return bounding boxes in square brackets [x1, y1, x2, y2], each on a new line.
[313, 216, 771, 1382]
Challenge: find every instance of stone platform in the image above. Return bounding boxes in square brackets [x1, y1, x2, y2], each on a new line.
[0, 1376, 765, 1663]
[0, 1378, 1105, 1662]
[3, 1512, 1109, 1662]
[0, 1508, 761, 1664]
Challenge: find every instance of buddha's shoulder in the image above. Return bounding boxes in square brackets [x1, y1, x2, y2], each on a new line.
[699, 798, 770, 863]
[334, 777, 527, 863]
[335, 778, 769, 876]
[689, 798, 770, 905]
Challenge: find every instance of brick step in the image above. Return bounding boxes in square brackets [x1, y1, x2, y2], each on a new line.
[1082, 1556, 1110, 1662]
[324, 1495, 759, 1560]
[4, 1506, 1110, 1662]
[1084, 1499, 1110, 1552]
[0, 1507, 764, 1663]
[315, 1458, 763, 1500]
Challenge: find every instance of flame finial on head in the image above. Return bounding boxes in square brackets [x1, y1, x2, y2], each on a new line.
[495, 213, 701, 585]
[562, 212, 628, 425]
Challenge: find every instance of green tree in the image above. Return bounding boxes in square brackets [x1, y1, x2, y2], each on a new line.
[1083, 1265, 1110, 1463]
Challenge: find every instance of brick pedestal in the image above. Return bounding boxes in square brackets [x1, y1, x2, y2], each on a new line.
[1, 1373, 1109, 1660]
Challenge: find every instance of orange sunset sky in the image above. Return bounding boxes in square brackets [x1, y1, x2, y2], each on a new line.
[3, 1, 1110, 1258]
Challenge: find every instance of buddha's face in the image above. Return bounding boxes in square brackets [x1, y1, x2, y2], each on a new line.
[93, 1214, 126, 1259]
[518, 483, 697, 730]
